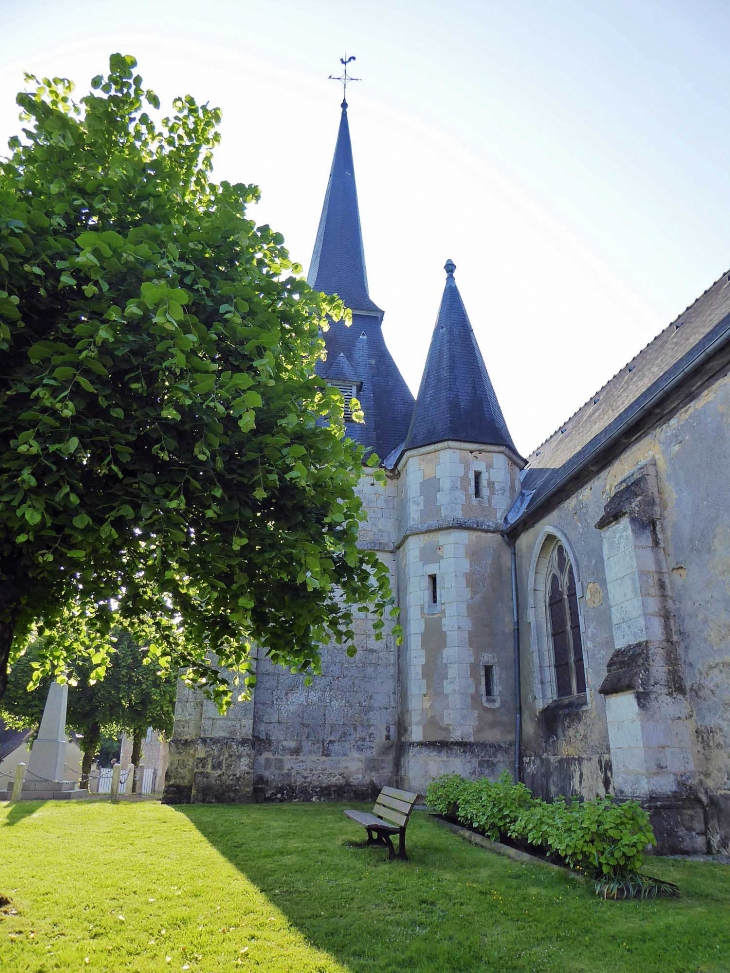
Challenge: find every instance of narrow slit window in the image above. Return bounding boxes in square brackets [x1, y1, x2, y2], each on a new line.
[429, 574, 438, 605]
[484, 665, 495, 698]
[474, 471, 482, 499]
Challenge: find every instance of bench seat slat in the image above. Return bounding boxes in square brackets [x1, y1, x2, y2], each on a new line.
[344, 809, 399, 832]
[382, 786, 418, 804]
[375, 793, 413, 815]
[373, 803, 408, 827]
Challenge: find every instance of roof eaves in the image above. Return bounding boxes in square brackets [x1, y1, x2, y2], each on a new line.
[526, 267, 730, 463]
[507, 310, 730, 533]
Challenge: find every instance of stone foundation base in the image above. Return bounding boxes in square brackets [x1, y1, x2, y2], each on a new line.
[398, 740, 514, 798]
[645, 797, 708, 855]
[6, 779, 88, 801]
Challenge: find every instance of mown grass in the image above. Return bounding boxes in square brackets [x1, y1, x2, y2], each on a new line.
[0, 799, 728, 972]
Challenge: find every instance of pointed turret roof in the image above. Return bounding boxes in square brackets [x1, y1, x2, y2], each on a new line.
[310, 99, 415, 461]
[307, 100, 381, 313]
[402, 260, 517, 455]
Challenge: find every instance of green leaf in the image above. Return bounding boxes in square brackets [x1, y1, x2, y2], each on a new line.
[73, 513, 91, 529]
[243, 390, 262, 409]
[68, 549, 86, 558]
[230, 373, 254, 389]
[76, 232, 112, 257]
[194, 374, 216, 394]
[27, 341, 57, 360]
[99, 230, 125, 250]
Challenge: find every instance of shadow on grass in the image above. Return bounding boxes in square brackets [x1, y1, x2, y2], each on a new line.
[1, 800, 46, 826]
[178, 802, 448, 973]
[175, 801, 730, 973]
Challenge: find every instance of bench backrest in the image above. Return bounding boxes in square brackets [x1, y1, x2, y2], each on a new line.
[372, 786, 419, 829]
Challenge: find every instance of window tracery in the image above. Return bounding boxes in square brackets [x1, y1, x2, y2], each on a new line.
[545, 542, 586, 698]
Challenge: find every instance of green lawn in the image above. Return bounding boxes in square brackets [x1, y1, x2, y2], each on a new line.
[0, 800, 728, 973]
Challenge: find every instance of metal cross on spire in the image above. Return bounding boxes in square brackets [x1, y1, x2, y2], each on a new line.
[329, 54, 360, 108]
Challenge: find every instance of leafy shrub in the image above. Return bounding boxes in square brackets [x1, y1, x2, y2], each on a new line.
[428, 772, 659, 885]
[457, 773, 534, 841]
[425, 773, 472, 819]
[510, 795, 656, 877]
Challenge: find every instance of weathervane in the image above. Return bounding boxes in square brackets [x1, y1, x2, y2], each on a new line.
[329, 54, 360, 107]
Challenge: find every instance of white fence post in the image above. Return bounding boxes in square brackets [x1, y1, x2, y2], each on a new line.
[127, 763, 135, 796]
[11, 762, 27, 802]
[110, 763, 121, 802]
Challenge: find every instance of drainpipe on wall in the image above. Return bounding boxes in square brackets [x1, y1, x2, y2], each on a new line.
[502, 533, 521, 783]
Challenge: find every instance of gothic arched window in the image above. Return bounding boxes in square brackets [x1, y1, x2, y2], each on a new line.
[545, 542, 586, 698]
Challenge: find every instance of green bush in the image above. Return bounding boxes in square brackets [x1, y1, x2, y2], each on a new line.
[510, 795, 656, 877]
[457, 773, 534, 841]
[425, 773, 472, 819]
[427, 772, 657, 882]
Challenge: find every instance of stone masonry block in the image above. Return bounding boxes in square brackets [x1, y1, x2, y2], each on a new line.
[607, 572, 642, 607]
[601, 520, 634, 559]
[613, 617, 648, 649]
[611, 746, 648, 773]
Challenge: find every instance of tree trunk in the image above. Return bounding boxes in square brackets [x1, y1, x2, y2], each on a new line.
[0, 559, 27, 705]
[131, 729, 144, 793]
[80, 723, 101, 790]
[0, 619, 13, 704]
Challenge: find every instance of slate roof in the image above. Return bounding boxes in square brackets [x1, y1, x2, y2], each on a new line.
[310, 101, 415, 461]
[400, 260, 518, 456]
[307, 101, 381, 314]
[316, 312, 415, 460]
[508, 268, 730, 530]
[0, 718, 30, 762]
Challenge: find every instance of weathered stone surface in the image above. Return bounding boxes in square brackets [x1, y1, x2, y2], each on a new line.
[164, 371, 730, 856]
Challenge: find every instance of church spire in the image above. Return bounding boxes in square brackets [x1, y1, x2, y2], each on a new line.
[307, 101, 381, 314]
[403, 260, 518, 455]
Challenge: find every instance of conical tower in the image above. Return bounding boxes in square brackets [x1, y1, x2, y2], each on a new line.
[310, 99, 414, 460]
[395, 261, 524, 794]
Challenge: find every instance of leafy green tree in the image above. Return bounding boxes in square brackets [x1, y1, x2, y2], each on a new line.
[2, 633, 177, 787]
[109, 630, 176, 791]
[0, 55, 396, 704]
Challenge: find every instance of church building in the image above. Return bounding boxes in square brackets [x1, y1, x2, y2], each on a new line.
[164, 97, 730, 856]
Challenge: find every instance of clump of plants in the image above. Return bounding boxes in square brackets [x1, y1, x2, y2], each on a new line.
[426, 772, 679, 899]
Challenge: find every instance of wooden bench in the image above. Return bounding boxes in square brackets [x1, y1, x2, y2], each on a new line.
[344, 786, 419, 861]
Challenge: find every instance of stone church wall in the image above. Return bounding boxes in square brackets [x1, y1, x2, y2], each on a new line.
[164, 473, 400, 804]
[515, 369, 730, 852]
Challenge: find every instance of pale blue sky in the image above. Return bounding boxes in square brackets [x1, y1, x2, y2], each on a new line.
[2, 0, 728, 455]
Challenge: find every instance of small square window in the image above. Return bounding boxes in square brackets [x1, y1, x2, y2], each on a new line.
[474, 471, 483, 499]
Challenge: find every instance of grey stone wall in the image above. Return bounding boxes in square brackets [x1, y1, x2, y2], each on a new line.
[164, 474, 400, 805]
[251, 612, 398, 802]
[515, 370, 730, 852]
[395, 443, 521, 795]
[163, 680, 256, 804]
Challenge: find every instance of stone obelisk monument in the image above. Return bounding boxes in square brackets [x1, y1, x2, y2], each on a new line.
[6, 681, 87, 800]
